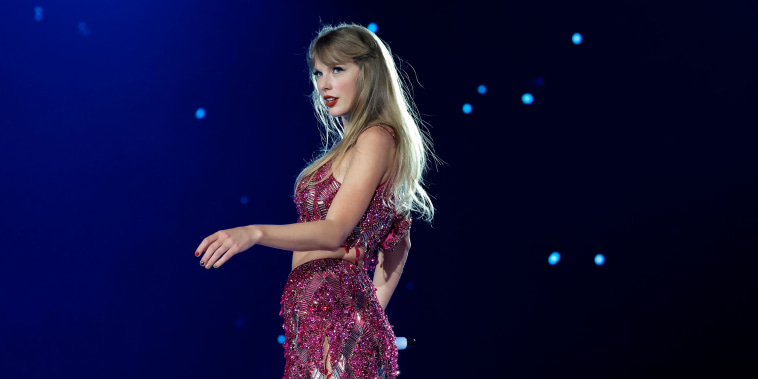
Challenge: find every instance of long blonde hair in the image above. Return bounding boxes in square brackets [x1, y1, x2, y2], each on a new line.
[295, 23, 435, 221]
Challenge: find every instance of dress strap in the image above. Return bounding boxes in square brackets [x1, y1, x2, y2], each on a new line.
[366, 124, 396, 140]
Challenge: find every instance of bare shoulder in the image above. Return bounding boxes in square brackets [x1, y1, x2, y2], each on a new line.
[354, 125, 396, 155]
[338, 126, 395, 183]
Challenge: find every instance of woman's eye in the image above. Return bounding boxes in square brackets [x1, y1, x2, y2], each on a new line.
[313, 71, 322, 77]
[333, 67, 344, 73]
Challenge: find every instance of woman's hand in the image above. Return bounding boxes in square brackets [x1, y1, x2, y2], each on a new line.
[195, 226, 260, 269]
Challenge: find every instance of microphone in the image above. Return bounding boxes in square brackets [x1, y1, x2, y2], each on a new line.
[395, 337, 416, 350]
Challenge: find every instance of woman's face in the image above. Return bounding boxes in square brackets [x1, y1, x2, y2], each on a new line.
[313, 59, 361, 120]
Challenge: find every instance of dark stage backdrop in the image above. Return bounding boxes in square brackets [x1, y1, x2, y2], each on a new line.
[1, 1, 756, 378]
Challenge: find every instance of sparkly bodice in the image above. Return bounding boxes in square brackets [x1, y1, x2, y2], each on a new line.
[294, 161, 411, 271]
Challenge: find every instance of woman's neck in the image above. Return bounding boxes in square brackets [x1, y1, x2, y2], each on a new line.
[340, 115, 353, 133]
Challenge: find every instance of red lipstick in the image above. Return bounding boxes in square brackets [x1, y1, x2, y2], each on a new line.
[324, 96, 338, 108]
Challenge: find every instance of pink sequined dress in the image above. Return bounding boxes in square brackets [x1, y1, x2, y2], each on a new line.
[280, 129, 412, 378]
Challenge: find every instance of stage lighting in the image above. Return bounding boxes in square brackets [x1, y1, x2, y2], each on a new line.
[240, 196, 249, 205]
[478, 85, 487, 95]
[548, 252, 560, 265]
[462, 103, 472, 114]
[277, 335, 286, 344]
[521, 93, 533, 105]
[368, 23, 378, 33]
[195, 108, 206, 119]
[572, 33, 583, 45]
[594, 254, 605, 266]
[34, 7, 43, 21]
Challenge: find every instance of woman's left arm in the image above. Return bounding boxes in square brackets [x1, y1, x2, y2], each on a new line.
[373, 231, 410, 310]
[195, 127, 396, 269]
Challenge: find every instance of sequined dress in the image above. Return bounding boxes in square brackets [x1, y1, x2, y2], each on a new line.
[280, 140, 411, 378]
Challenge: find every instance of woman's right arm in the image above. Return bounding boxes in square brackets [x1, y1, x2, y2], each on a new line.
[373, 231, 411, 310]
[195, 126, 396, 269]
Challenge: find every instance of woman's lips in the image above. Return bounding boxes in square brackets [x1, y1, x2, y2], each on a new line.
[324, 96, 338, 108]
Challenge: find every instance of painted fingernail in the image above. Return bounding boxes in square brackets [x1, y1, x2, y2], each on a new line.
[213, 264, 218, 268]
[195, 252, 200, 257]
[199, 261, 204, 266]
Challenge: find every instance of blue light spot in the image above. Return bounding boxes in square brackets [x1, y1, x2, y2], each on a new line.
[235, 317, 244, 328]
[572, 32, 583, 45]
[462, 103, 473, 114]
[367, 23, 378, 33]
[477, 85, 487, 95]
[78, 22, 92, 36]
[277, 334, 286, 344]
[34, 7, 43, 21]
[405, 281, 415, 290]
[195, 108, 206, 119]
[528, 77, 546, 89]
[548, 252, 561, 265]
[595, 254, 605, 266]
[240, 196, 249, 205]
[522, 93, 534, 105]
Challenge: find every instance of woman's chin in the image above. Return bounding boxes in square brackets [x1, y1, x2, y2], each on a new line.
[328, 109, 346, 118]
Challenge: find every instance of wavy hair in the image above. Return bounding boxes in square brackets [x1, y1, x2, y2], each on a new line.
[294, 23, 435, 221]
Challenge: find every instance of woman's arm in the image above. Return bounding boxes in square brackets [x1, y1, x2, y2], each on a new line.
[373, 231, 410, 310]
[195, 126, 396, 269]
[197, 220, 351, 267]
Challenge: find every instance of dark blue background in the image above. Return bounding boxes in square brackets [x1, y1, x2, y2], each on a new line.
[2, 1, 756, 377]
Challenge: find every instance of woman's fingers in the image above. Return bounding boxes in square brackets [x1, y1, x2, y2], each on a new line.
[196, 227, 251, 269]
[200, 239, 222, 266]
[195, 232, 219, 257]
[205, 230, 230, 261]
[200, 237, 238, 269]
[202, 238, 230, 268]
[212, 247, 238, 269]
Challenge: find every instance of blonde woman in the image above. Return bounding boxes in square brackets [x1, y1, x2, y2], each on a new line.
[195, 23, 434, 378]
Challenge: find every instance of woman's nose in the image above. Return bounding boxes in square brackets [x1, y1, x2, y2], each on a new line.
[319, 77, 331, 92]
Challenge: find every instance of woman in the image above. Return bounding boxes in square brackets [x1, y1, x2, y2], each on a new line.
[195, 23, 434, 378]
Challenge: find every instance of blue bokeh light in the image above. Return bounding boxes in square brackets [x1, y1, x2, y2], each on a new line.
[78, 22, 91, 36]
[195, 108, 206, 119]
[572, 32, 583, 45]
[277, 334, 286, 344]
[477, 85, 487, 95]
[521, 93, 534, 105]
[548, 252, 561, 265]
[595, 254, 605, 266]
[34, 7, 43, 21]
[462, 103, 472, 114]
[240, 196, 249, 205]
[367, 23, 378, 33]
[528, 77, 546, 89]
